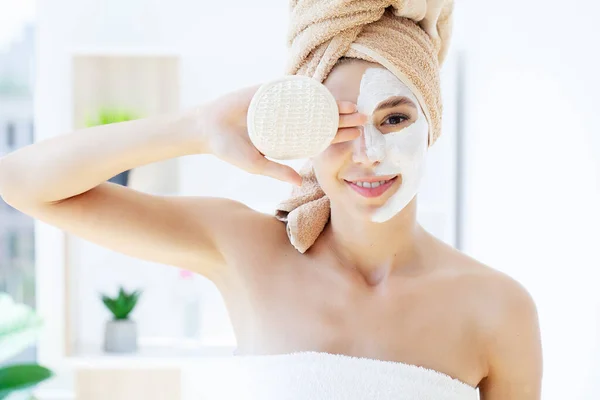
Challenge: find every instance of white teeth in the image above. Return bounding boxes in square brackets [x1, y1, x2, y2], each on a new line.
[353, 180, 389, 188]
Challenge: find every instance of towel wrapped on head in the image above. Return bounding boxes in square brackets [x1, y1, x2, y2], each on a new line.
[275, 0, 455, 253]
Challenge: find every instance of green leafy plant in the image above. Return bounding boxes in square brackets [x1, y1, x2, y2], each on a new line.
[0, 293, 53, 399]
[101, 287, 142, 320]
[85, 107, 139, 127]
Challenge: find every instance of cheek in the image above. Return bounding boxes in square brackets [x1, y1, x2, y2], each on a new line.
[379, 121, 428, 170]
[312, 142, 351, 185]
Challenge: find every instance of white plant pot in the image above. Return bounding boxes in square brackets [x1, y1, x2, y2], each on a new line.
[104, 319, 137, 353]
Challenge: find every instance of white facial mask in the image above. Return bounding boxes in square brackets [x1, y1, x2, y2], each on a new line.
[353, 67, 429, 222]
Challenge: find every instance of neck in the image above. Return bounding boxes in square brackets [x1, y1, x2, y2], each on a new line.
[325, 197, 429, 285]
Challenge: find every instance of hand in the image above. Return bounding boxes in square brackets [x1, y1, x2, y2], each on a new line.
[197, 84, 367, 186]
[334, 100, 368, 144]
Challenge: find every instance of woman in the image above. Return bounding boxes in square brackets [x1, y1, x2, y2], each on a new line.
[0, 1, 542, 399]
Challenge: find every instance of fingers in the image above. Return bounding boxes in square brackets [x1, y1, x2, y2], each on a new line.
[333, 101, 366, 144]
[223, 139, 303, 186]
[337, 100, 358, 114]
[339, 111, 368, 129]
[255, 158, 303, 186]
[242, 145, 302, 186]
[337, 100, 367, 130]
[332, 127, 362, 144]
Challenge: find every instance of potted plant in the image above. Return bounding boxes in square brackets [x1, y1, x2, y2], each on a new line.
[101, 287, 142, 353]
[0, 292, 53, 399]
[85, 107, 140, 186]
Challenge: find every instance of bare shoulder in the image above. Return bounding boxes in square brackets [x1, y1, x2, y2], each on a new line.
[432, 238, 537, 315]
[451, 250, 537, 327]
[440, 242, 539, 332]
[433, 240, 542, 396]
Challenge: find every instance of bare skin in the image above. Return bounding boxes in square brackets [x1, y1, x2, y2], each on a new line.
[0, 60, 542, 398]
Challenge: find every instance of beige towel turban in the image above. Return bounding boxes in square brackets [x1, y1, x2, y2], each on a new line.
[276, 0, 455, 253]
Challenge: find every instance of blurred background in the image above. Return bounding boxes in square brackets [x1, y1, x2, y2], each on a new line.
[0, 0, 599, 399]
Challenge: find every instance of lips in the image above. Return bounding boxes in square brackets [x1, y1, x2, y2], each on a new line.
[345, 176, 399, 198]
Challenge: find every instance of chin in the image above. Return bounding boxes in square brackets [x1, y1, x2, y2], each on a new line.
[346, 192, 415, 224]
[349, 203, 388, 223]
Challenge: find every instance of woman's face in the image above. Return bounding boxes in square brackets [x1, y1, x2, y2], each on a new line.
[312, 59, 429, 222]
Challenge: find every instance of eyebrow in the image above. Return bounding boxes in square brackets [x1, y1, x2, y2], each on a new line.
[375, 96, 417, 111]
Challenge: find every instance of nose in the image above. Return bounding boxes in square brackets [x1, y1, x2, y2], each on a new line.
[352, 125, 386, 165]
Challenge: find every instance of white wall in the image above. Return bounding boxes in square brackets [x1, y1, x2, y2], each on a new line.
[454, 1, 600, 398]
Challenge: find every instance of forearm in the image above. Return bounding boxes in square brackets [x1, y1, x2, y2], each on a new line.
[0, 108, 206, 204]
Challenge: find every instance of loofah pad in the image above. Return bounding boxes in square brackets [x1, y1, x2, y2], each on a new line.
[247, 75, 339, 160]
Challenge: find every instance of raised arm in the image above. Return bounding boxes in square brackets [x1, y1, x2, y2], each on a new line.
[0, 84, 299, 280]
[0, 83, 365, 281]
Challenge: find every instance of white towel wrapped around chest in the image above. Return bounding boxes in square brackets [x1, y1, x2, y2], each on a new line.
[182, 351, 479, 400]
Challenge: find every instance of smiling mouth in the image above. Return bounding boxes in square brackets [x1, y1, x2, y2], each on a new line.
[344, 176, 400, 198]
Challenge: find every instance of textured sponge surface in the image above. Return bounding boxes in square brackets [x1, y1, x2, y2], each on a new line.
[247, 75, 339, 160]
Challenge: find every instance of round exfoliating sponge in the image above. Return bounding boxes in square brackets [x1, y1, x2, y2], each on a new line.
[247, 75, 339, 160]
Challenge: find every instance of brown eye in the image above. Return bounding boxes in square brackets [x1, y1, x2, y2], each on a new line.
[382, 113, 409, 126]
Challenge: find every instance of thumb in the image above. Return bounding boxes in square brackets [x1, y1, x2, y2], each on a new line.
[256, 158, 303, 187]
